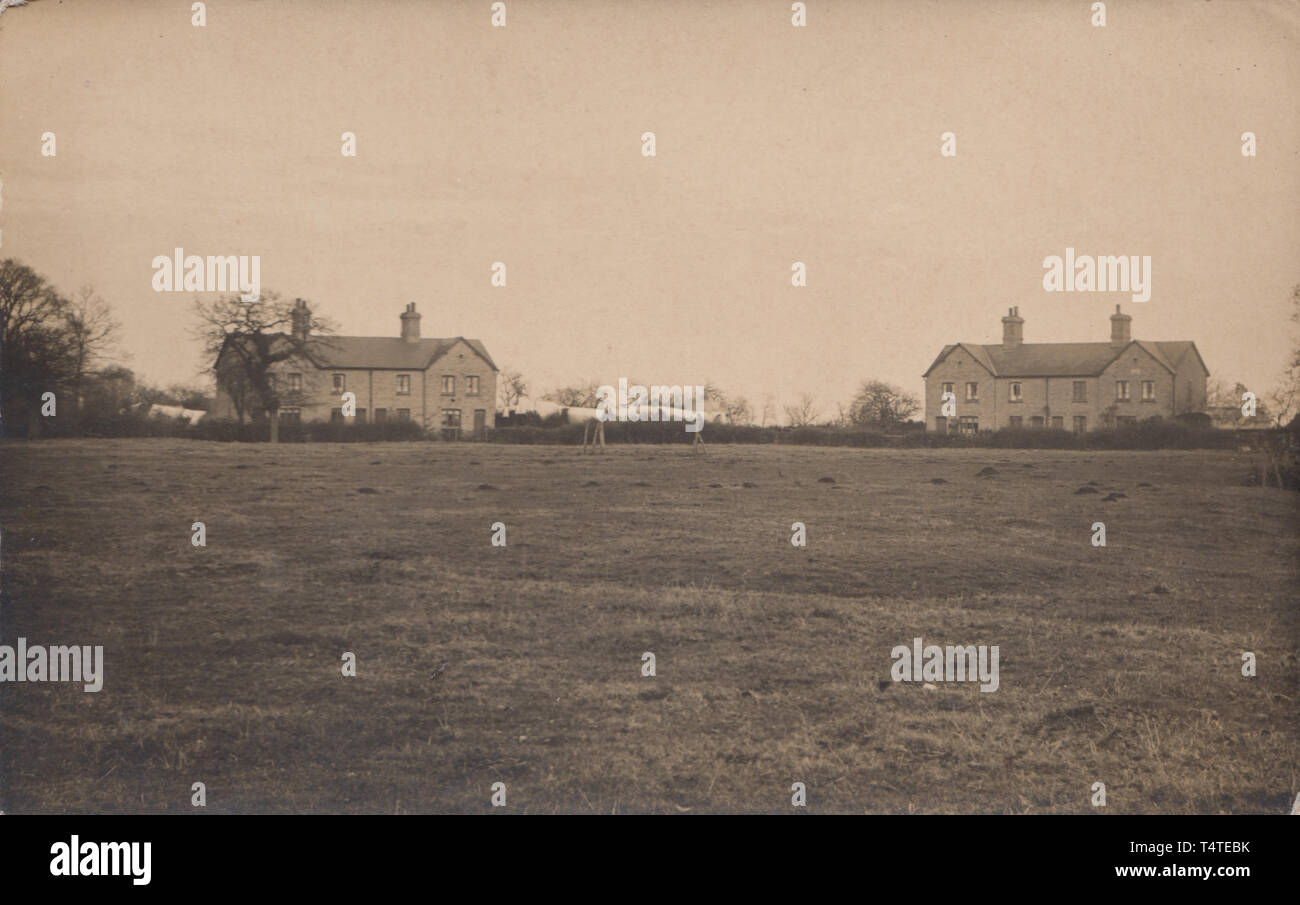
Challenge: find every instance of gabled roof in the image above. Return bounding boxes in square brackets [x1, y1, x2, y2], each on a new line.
[923, 339, 1204, 379]
[302, 335, 498, 371]
[1150, 341, 1208, 376]
[922, 343, 996, 377]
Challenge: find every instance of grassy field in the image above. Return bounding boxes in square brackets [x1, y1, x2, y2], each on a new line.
[1, 438, 1296, 814]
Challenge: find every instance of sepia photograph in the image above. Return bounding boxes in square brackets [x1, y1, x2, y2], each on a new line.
[0, 0, 1296, 881]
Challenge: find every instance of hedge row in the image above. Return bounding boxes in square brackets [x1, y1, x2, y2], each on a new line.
[13, 412, 1271, 450]
[492, 419, 1249, 450]
[30, 413, 428, 442]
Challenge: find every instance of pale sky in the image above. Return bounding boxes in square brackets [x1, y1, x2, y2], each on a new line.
[2, 0, 1297, 417]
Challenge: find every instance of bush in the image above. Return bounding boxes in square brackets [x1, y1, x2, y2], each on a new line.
[1084, 420, 1236, 450]
[1176, 411, 1213, 429]
[493, 424, 586, 445]
[974, 421, 1236, 450]
[54, 410, 192, 439]
[979, 428, 1090, 449]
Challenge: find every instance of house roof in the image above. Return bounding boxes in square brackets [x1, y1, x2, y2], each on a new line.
[923, 340, 1205, 378]
[303, 335, 498, 371]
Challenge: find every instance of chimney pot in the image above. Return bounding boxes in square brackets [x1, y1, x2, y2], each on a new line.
[1001, 306, 1024, 347]
[1110, 305, 1132, 347]
[290, 298, 312, 341]
[400, 302, 422, 342]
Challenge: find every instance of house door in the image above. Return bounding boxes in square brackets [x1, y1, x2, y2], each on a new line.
[473, 409, 486, 438]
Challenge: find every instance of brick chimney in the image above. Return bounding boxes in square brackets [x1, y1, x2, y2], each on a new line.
[1001, 306, 1024, 347]
[290, 298, 312, 341]
[1110, 304, 1131, 347]
[400, 302, 421, 342]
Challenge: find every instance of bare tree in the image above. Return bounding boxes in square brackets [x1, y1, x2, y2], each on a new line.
[725, 395, 752, 425]
[1275, 283, 1300, 428]
[542, 381, 601, 408]
[702, 383, 750, 423]
[759, 394, 776, 428]
[783, 392, 821, 427]
[64, 285, 121, 410]
[497, 367, 528, 411]
[1205, 377, 1233, 408]
[1207, 379, 1271, 427]
[850, 379, 920, 428]
[0, 258, 81, 436]
[0, 258, 63, 353]
[193, 291, 331, 442]
[1268, 385, 1297, 430]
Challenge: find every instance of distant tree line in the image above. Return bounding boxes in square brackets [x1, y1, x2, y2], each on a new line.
[0, 258, 213, 438]
[527, 375, 920, 431]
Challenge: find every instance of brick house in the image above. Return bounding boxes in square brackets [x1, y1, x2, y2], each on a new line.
[922, 306, 1208, 433]
[211, 301, 498, 437]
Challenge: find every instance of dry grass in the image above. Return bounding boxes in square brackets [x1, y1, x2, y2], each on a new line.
[0, 438, 1297, 813]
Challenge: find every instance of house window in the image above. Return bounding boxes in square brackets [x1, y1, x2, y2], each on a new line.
[1008, 415, 1023, 429]
[1142, 380, 1155, 401]
[1073, 415, 1087, 433]
[1072, 381, 1087, 403]
[1116, 380, 1129, 401]
[354, 408, 366, 423]
[396, 374, 411, 396]
[396, 408, 411, 421]
[1009, 382, 1023, 402]
[288, 373, 302, 392]
[1117, 415, 1137, 426]
[1051, 416, 1063, 429]
[935, 416, 947, 433]
[374, 408, 387, 424]
[332, 373, 346, 393]
[279, 407, 301, 423]
[442, 375, 455, 395]
[965, 382, 979, 402]
[941, 382, 954, 398]
[959, 415, 979, 434]
[441, 408, 461, 428]
[331, 408, 343, 423]
[466, 375, 480, 396]
[1030, 416, 1044, 429]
